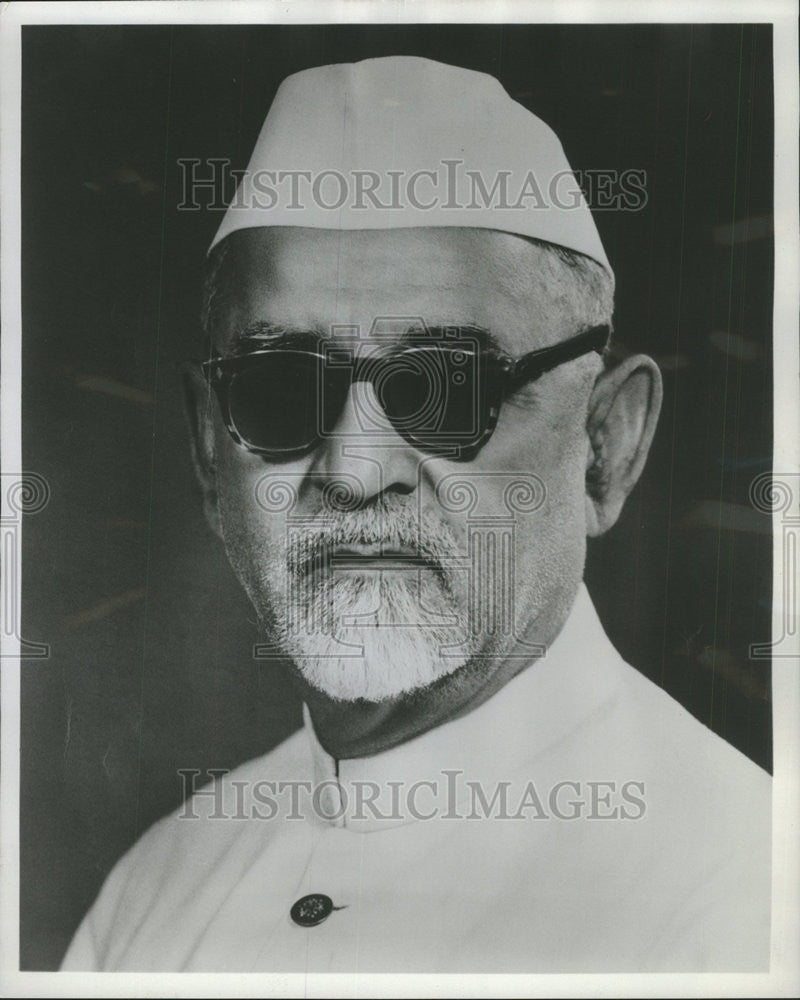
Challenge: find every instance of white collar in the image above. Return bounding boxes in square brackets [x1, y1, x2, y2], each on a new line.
[303, 583, 624, 830]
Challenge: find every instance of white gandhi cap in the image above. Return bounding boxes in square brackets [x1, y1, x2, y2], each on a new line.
[209, 55, 611, 276]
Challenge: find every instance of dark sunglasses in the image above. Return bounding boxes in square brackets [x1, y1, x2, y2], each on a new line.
[200, 324, 609, 462]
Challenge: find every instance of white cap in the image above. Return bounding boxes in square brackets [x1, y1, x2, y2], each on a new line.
[209, 56, 611, 274]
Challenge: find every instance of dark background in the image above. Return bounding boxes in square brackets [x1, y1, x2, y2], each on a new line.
[20, 23, 774, 970]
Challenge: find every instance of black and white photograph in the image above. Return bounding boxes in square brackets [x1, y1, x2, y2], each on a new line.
[1, 0, 798, 995]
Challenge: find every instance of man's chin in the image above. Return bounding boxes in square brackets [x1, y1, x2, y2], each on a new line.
[264, 570, 474, 701]
[289, 627, 469, 703]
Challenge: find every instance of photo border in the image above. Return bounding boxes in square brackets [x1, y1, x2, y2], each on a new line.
[1, 1, 797, 996]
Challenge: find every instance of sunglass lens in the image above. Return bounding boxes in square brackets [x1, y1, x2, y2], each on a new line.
[379, 348, 485, 452]
[228, 351, 321, 456]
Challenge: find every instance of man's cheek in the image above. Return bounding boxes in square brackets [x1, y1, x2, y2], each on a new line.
[217, 481, 280, 576]
[490, 400, 584, 475]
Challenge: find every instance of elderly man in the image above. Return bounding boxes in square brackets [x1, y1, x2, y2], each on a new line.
[61, 56, 770, 973]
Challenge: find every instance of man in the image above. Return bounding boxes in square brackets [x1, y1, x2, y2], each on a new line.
[61, 56, 770, 973]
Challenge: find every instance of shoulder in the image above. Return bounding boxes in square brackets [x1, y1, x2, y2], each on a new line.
[611, 655, 770, 811]
[128, 724, 311, 864]
[603, 657, 771, 969]
[62, 726, 310, 970]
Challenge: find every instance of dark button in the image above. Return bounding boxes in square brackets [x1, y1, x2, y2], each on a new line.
[290, 893, 334, 927]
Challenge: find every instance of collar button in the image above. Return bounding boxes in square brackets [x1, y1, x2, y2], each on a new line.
[290, 893, 334, 927]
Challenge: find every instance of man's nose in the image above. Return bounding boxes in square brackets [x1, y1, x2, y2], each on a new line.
[310, 381, 420, 500]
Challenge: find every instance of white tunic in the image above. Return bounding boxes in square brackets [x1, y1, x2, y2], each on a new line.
[61, 584, 771, 972]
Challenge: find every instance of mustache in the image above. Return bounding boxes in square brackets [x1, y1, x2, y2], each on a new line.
[284, 496, 461, 577]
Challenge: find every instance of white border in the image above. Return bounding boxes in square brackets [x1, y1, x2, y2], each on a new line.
[1, 1, 798, 997]
[0, 0, 24, 993]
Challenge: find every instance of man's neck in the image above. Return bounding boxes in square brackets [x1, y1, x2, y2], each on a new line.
[295, 592, 575, 760]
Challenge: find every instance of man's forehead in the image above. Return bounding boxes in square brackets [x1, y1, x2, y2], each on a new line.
[223, 226, 568, 352]
[234, 225, 516, 295]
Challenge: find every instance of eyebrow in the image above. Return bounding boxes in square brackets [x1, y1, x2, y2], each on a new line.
[232, 320, 503, 353]
[233, 321, 320, 347]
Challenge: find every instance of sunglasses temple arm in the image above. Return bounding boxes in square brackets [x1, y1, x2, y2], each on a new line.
[507, 324, 610, 391]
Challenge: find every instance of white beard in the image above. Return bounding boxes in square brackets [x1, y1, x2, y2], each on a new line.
[266, 497, 477, 702]
[277, 570, 471, 701]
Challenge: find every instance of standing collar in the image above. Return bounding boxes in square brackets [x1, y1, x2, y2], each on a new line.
[303, 583, 624, 830]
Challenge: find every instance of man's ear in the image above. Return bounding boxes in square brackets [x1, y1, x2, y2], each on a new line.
[181, 366, 224, 540]
[584, 354, 662, 537]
